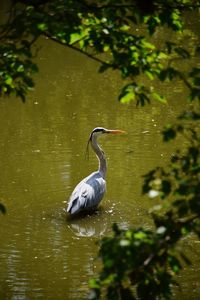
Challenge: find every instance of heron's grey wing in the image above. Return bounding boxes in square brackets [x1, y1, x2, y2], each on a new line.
[67, 172, 106, 215]
[67, 183, 89, 214]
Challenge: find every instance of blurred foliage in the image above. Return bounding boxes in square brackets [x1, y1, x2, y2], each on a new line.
[0, 43, 38, 101]
[0, 203, 6, 214]
[0, 0, 200, 103]
[89, 112, 200, 299]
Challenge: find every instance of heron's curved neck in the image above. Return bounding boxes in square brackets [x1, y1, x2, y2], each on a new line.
[91, 136, 107, 178]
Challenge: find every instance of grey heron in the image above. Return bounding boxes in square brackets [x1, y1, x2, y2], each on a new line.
[67, 127, 125, 215]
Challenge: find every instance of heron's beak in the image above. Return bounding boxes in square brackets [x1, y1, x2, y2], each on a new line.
[107, 129, 126, 134]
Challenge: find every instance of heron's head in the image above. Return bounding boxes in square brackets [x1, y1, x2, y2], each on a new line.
[85, 127, 125, 159]
[89, 127, 125, 140]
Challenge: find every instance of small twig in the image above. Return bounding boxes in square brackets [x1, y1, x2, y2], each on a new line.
[178, 72, 193, 90]
[43, 32, 111, 66]
[143, 253, 154, 266]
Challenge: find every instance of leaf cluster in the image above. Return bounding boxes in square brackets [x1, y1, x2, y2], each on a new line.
[89, 109, 200, 299]
[0, 0, 200, 101]
[0, 43, 38, 101]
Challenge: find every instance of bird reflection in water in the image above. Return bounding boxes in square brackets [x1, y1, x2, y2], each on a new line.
[67, 209, 107, 237]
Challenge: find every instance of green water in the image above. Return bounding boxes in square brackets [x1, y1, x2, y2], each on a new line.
[0, 8, 200, 300]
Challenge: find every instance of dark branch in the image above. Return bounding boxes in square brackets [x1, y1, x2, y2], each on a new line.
[43, 32, 111, 66]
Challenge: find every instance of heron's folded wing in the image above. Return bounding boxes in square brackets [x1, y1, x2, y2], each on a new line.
[67, 182, 93, 214]
[67, 173, 106, 214]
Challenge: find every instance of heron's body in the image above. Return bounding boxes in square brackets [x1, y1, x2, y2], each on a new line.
[67, 171, 106, 215]
[67, 127, 124, 215]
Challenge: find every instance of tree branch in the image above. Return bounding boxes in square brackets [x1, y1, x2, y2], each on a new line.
[43, 32, 111, 66]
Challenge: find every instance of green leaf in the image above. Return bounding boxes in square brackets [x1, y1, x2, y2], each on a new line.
[158, 52, 168, 60]
[37, 23, 48, 31]
[70, 32, 82, 44]
[89, 278, 100, 289]
[152, 92, 167, 104]
[120, 91, 135, 103]
[17, 65, 25, 73]
[134, 231, 147, 240]
[120, 24, 130, 31]
[70, 29, 88, 45]
[103, 44, 110, 52]
[119, 85, 136, 104]
[142, 40, 155, 50]
[5, 75, 13, 85]
[145, 70, 154, 80]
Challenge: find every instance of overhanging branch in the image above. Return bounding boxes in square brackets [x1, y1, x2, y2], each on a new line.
[43, 32, 111, 66]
